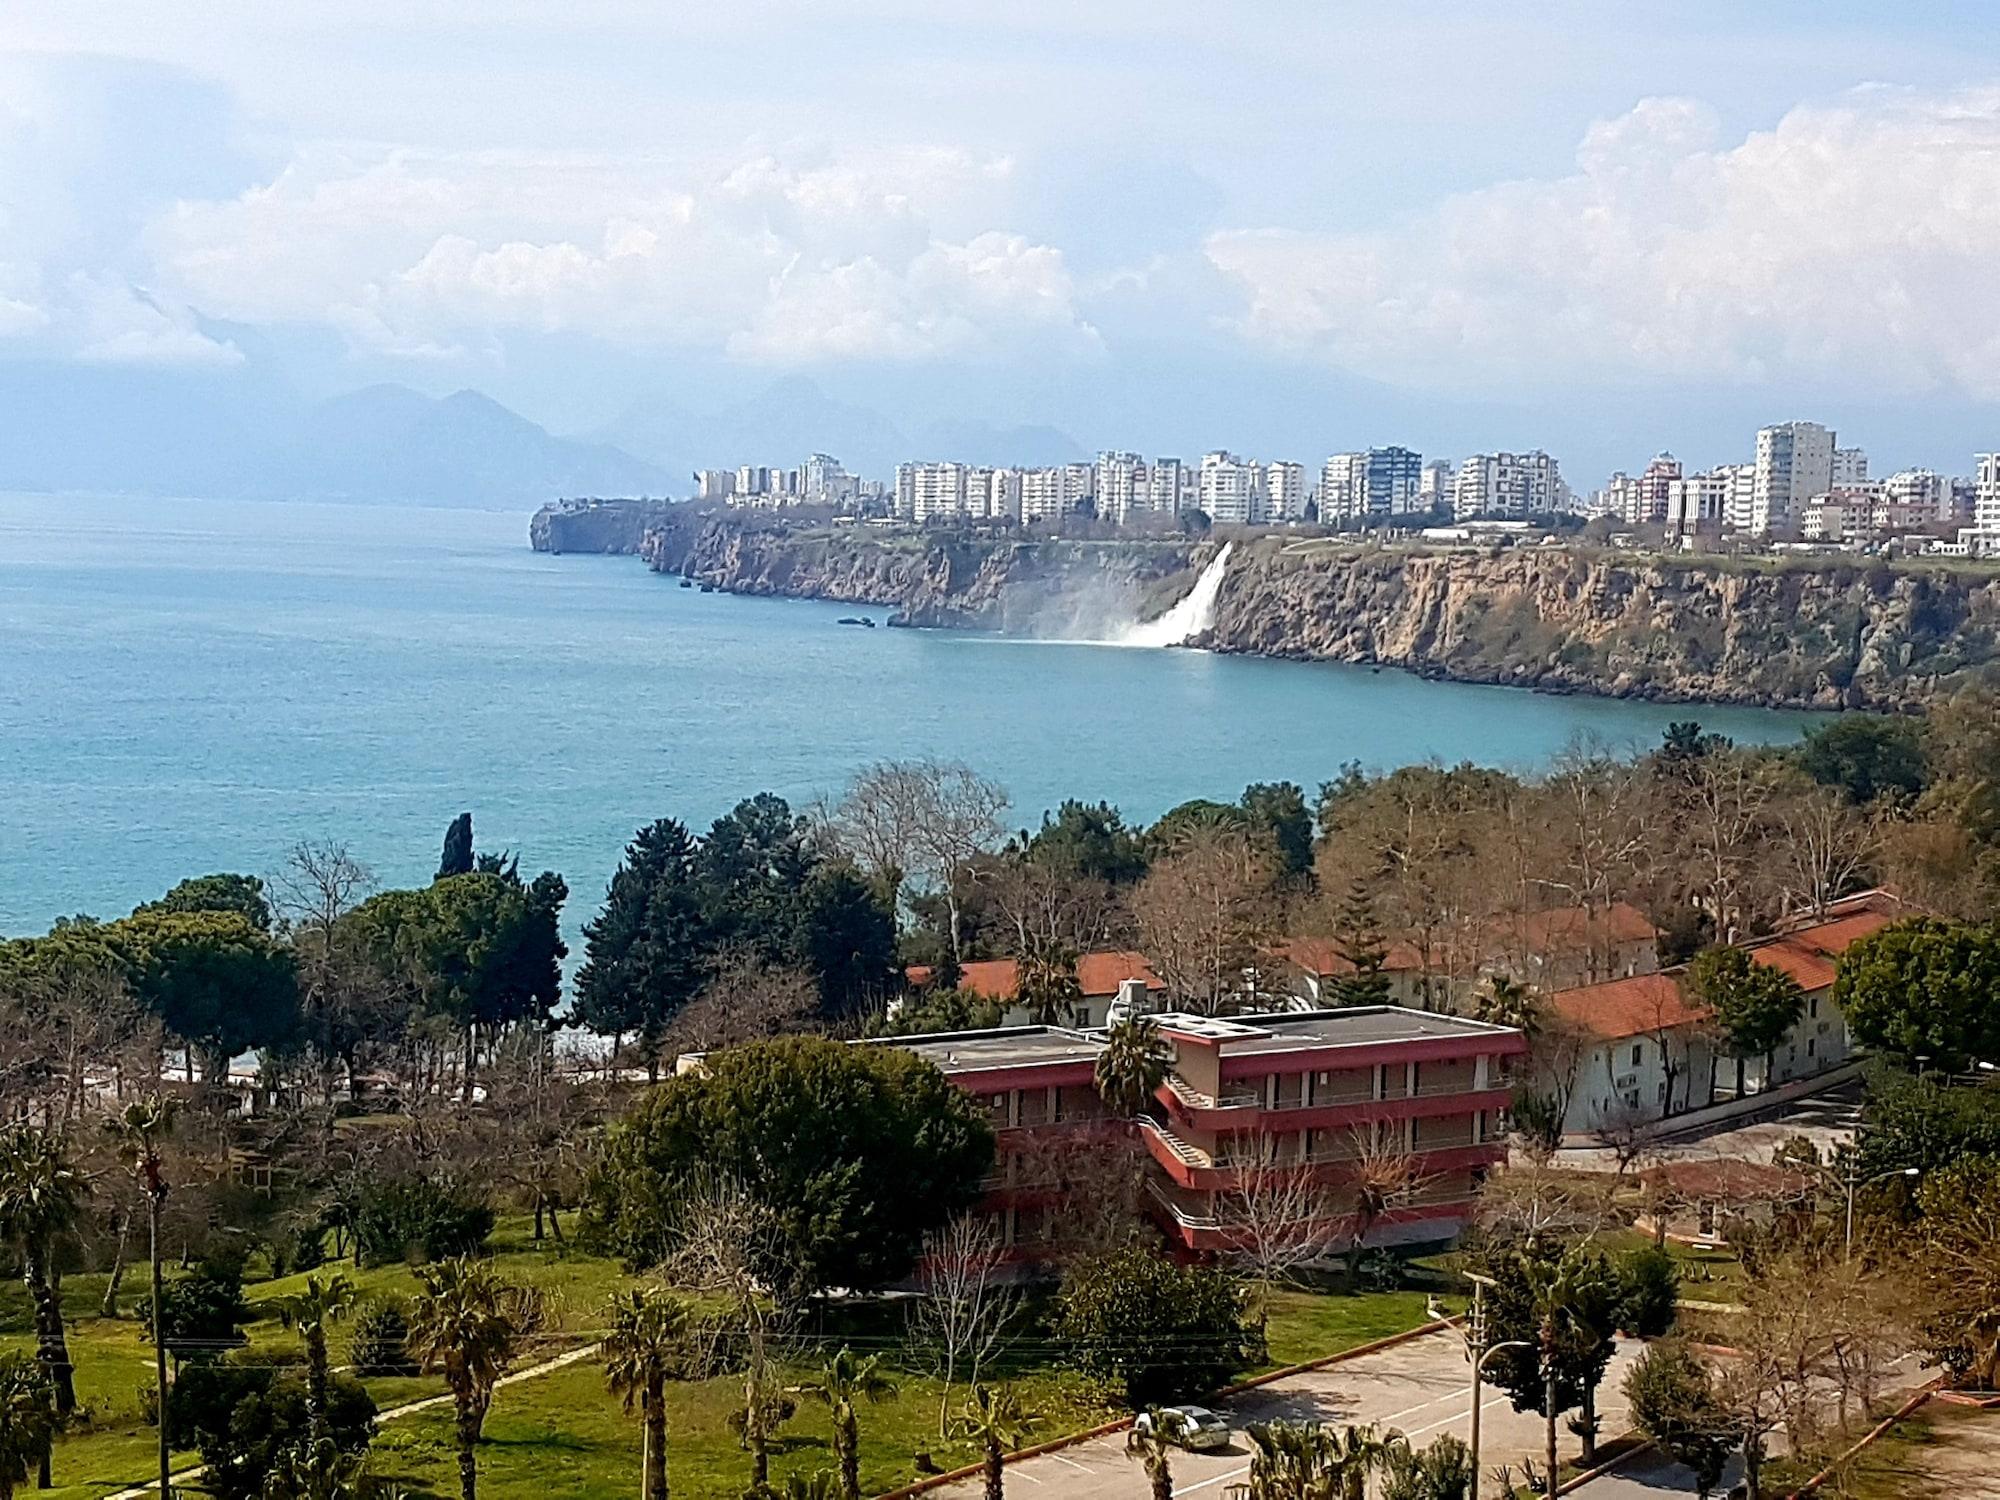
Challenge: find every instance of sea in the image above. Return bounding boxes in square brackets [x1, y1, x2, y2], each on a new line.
[0, 493, 1832, 936]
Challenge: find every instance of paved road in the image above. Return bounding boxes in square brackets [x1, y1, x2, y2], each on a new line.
[1558, 1080, 1864, 1176]
[928, 1329, 1645, 1500]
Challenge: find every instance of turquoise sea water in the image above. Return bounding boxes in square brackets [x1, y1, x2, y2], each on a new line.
[0, 494, 1830, 936]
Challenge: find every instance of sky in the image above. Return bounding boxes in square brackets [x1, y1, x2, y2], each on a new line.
[6, 1, 2000, 482]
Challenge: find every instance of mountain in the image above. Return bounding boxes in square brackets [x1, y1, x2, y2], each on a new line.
[910, 418, 1086, 468]
[0, 364, 665, 507]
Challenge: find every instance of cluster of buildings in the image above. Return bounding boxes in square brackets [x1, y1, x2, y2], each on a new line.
[1592, 421, 2000, 555]
[856, 890, 1902, 1266]
[699, 421, 2000, 556]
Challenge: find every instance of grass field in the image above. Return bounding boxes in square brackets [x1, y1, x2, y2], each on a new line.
[5, 1224, 1430, 1499]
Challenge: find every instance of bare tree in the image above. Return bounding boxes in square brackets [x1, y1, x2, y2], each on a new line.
[1474, 1159, 1623, 1247]
[1132, 825, 1274, 1014]
[665, 948, 818, 1059]
[1589, 1101, 1653, 1178]
[1536, 740, 1651, 954]
[1344, 1122, 1426, 1278]
[1663, 747, 1788, 944]
[271, 839, 375, 1106]
[1218, 1134, 1339, 1346]
[832, 760, 1008, 962]
[1769, 781, 1879, 921]
[669, 1174, 802, 1493]
[907, 1213, 1021, 1439]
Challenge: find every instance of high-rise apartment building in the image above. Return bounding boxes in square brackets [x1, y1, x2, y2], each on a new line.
[1452, 451, 1560, 520]
[1318, 452, 1365, 521]
[1879, 469, 1948, 531]
[1095, 451, 1147, 524]
[1021, 464, 1093, 522]
[1635, 452, 1681, 525]
[1833, 447, 1869, 487]
[1265, 461, 1308, 522]
[1752, 422, 1835, 534]
[1200, 451, 1263, 525]
[1147, 458, 1186, 516]
[1665, 470, 1731, 536]
[1419, 459, 1455, 507]
[1361, 447, 1423, 515]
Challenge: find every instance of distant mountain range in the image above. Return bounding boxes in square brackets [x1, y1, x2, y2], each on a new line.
[0, 362, 1087, 509]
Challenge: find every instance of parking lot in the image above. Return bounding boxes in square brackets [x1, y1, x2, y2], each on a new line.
[926, 1327, 1644, 1499]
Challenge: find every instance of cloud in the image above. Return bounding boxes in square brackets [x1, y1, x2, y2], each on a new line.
[148, 146, 1096, 366]
[1205, 86, 2000, 400]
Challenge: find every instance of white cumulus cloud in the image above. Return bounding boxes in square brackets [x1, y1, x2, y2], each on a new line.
[1205, 86, 2000, 399]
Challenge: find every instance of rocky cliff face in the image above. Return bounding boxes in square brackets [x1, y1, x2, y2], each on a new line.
[641, 513, 1205, 635]
[529, 498, 673, 554]
[536, 508, 2000, 709]
[1200, 541, 2000, 710]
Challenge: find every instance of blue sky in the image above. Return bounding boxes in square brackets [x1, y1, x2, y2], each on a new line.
[6, 2, 2000, 481]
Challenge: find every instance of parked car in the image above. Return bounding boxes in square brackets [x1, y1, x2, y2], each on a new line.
[1133, 1405, 1231, 1451]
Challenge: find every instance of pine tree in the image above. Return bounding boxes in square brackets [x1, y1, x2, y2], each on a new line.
[1329, 879, 1392, 1008]
[438, 813, 475, 879]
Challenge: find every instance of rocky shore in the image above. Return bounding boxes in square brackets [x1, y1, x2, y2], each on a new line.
[530, 502, 2000, 710]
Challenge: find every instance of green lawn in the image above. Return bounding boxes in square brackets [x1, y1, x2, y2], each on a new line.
[10, 1226, 1430, 1500]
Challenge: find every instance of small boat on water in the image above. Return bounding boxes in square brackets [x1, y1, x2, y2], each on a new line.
[835, 616, 878, 628]
[678, 577, 693, 589]
[699, 583, 715, 593]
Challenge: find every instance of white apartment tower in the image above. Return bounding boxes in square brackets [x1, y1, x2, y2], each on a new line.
[1021, 464, 1093, 522]
[1319, 453, 1365, 521]
[1419, 459, 1455, 506]
[1453, 451, 1560, 520]
[1975, 454, 2000, 552]
[1752, 422, 1835, 535]
[1095, 451, 1147, 524]
[1147, 458, 1186, 516]
[1200, 451, 1263, 525]
[1265, 461, 1308, 522]
[1833, 447, 1869, 487]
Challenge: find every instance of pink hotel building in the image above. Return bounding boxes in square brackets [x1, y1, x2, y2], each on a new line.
[888, 1007, 1527, 1260]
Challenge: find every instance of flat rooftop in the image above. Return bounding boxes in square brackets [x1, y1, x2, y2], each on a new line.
[1156, 1008, 1521, 1055]
[888, 1027, 1104, 1075]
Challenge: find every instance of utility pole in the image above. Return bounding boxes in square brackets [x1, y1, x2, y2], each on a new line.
[1463, 1271, 1533, 1500]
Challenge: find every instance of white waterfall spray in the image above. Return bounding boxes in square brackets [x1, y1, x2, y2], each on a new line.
[1118, 543, 1234, 647]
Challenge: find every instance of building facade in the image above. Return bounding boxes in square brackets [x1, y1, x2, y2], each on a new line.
[1200, 451, 1264, 525]
[1453, 451, 1560, 520]
[1752, 422, 1835, 535]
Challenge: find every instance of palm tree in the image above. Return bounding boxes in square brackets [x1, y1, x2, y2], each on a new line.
[407, 1258, 536, 1500]
[1327, 1423, 1405, 1500]
[777, 1473, 839, 1500]
[107, 1093, 180, 1500]
[1239, 1420, 1341, 1500]
[949, 1384, 1037, 1500]
[1125, 1409, 1188, 1500]
[1094, 1016, 1173, 1117]
[274, 1273, 358, 1476]
[1473, 976, 1540, 1035]
[797, 1345, 897, 1500]
[601, 1287, 690, 1500]
[0, 1354, 56, 1500]
[0, 1122, 90, 1417]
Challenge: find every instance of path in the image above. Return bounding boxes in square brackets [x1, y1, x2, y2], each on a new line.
[925, 1327, 1645, 1500]
[102, 1342, 602, 1499]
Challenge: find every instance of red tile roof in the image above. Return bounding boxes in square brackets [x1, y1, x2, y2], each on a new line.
[951, 950, 1165, 1002]
[1550, 891, 1907, 1041]
[1640, 1158, 1810, 1201]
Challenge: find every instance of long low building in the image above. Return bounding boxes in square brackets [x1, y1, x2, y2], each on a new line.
[889, 1006, 1527, 1264]
[1546, 890, 1903, 1137]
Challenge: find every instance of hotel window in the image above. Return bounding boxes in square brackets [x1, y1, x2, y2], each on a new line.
[1631, 1044, 1643, 1067]
[1809, 995, 1820, 1019]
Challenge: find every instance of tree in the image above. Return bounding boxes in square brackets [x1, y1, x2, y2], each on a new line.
[949, 1384, 1036, 1500]
[585, 1037, 994, 1297]
[1796, 716, 1926, 806]
[791, 861, 898, 1020]
[1381, 1432, 1473, 1500]
[1237, 1420, 1345, 1500]
[1621, 1341, 1734, 1499]
[1242, 781, 1315, 879]
[1615, 1245, 1680, 1338]
[1221, 1140, 1339, 1351]
[1909, 1156, 2000, 1390]
[107, 1093, 180, 1500]
[1345, 1124, 1424, 1279]
[270, 840, 375, 1105]
[573, 819, 706, 1078]
[1131, 825, 1274, 1014]
[1327, 878, 1393, 1008]
[407, 1258, 545, 1500]
[1093, 1015, 1173, 1117]
[0, 1123, 88, 1416]
[272, 1273, 358, 1483]
[167, 1357, 377, 1500]
[1685, 946, 1802, 1100]
[439, 813, 476, 879]
[1835, 918, 2000, 1069]
[112, 909, 300, 1084]
[0, 1355, 54, 1500]
[601, 1286, 690, 1500]
[1853, 1068, 2000, 1178]
[136, 873, 274, 931]
[1022, 800, 1148, 886]
[1126, 1409, 1187, 1500]
[1475, 1240, 1624, 1479]
[1053, 1245, 1251, 1405]
[834, 760, 1008, 963]
[908, 1214, 1020, 1440]
[798, 1345, 897, 1500]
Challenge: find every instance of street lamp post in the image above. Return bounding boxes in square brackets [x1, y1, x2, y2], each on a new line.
[1840, 1163, 1919, 1263]
[1463, 1271, 1535, 1500]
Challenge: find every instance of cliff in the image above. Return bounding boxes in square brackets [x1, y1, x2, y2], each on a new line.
[529, 497, 674, 554]
[532, 507, 2000, 709]
[1199, 539, 2000, 710]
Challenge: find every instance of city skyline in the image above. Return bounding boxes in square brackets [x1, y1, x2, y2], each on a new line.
[6, 4, 2000, 486]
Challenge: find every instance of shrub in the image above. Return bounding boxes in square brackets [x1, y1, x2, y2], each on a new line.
[351, 1178, 494, 1267]
[1055, 1244, 1252, 1406]
[167, 1354, 378, 1500]
[1616, 1245, 1680, 1337]
[347, 1297, 418, 1377]
[134, 1256, 250, 1364]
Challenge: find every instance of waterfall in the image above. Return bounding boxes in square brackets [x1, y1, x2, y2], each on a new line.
[1118, 543, 1234, 647]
